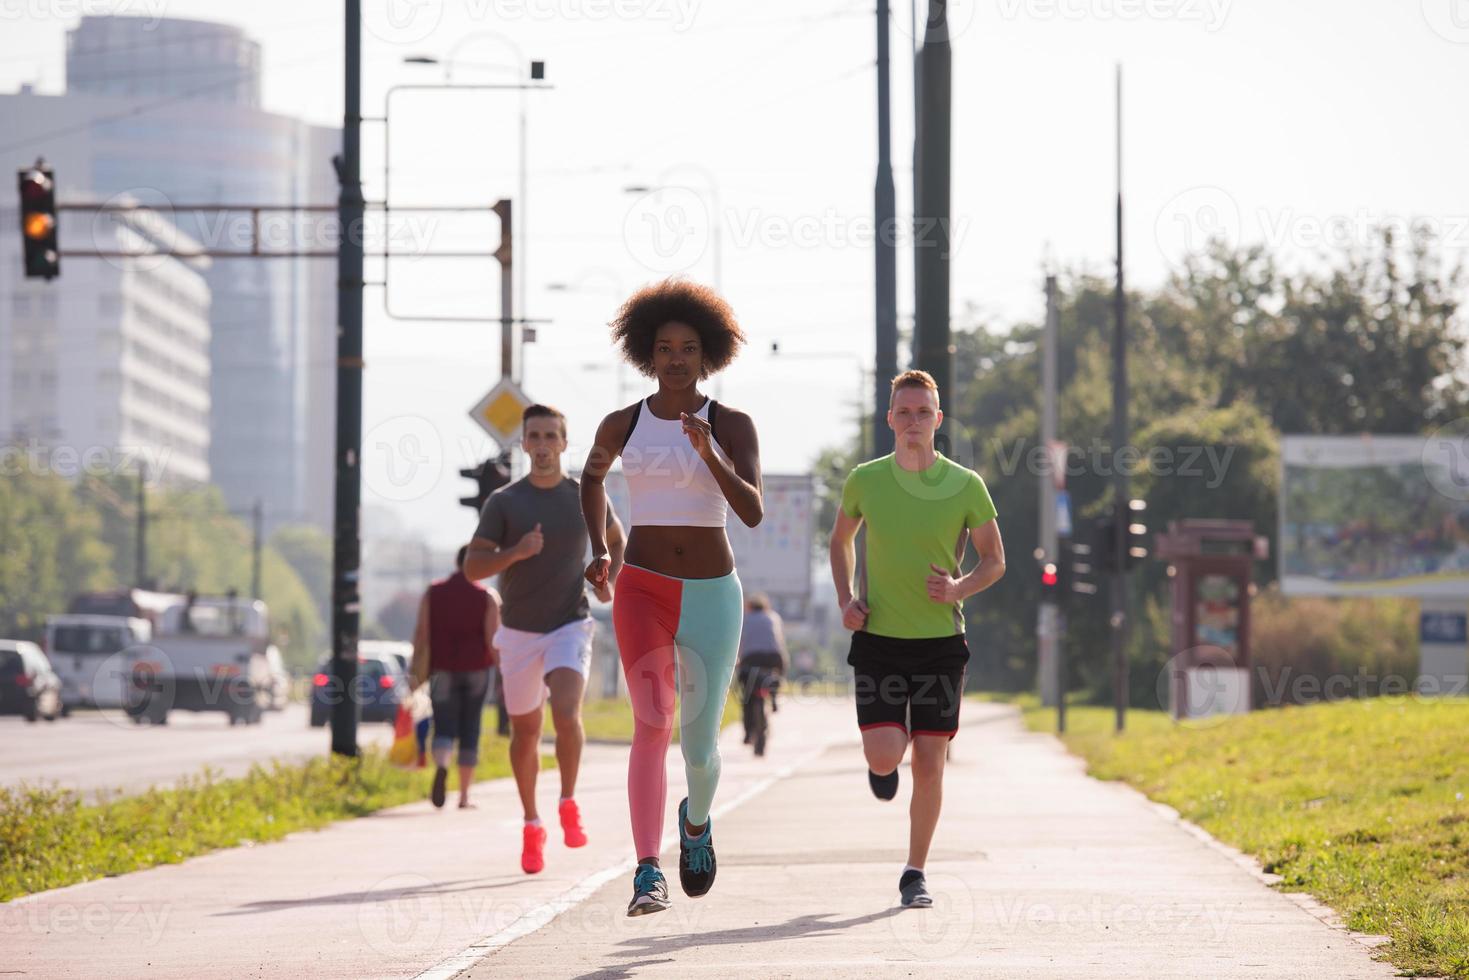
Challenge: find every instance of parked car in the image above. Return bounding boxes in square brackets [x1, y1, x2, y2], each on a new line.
[0, 640, 64, 722]
[358, 640, 413, 680]
[309, 646, 408, 727]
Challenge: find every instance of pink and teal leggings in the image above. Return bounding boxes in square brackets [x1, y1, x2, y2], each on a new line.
[613, 562, 743, 860]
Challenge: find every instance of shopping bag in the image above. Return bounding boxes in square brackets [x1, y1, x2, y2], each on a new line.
[387, 703, 417, 767]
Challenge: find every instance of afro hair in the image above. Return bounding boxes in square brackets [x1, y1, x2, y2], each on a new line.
[610, 278, 745, 379]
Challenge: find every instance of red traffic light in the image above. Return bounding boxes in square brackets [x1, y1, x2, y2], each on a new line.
[1041, 563, 1058, 587]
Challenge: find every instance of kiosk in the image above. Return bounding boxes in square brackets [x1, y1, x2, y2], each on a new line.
[1154, 520, 1268, 720]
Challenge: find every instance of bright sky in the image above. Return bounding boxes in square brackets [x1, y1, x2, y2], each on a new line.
[4, 0, 1467, 549]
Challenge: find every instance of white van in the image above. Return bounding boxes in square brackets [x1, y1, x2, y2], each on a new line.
[45, 614, 152, 711]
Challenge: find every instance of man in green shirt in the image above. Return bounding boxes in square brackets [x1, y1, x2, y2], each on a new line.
[828, 369, 1006, 909]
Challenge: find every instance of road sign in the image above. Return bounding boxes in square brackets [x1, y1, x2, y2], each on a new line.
[1055, 490, 1073, 538]
[468, 378, 532, 449]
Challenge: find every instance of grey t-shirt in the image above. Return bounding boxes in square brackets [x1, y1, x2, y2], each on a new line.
[475, 475, 606, 634]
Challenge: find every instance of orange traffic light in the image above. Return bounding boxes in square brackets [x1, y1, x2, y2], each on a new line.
[16, 161, 59, 280]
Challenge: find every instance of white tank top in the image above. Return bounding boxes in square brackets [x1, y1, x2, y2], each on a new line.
[621, 396, 730, 528]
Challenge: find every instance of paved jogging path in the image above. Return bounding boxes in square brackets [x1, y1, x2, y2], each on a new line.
[1, 699, 1401, 979]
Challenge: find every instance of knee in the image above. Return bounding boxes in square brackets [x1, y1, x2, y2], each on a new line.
[683, 740, 720, 775]
[550, 704, 582, 733]
[909, 742, 947, 782]
[509, 714, 541, 744]
[862, 736, 906, 775]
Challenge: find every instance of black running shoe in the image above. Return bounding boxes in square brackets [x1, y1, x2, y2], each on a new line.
[431, 767, 447, 809]
[899, 869, 933, 908]
[627, 863, 671, 916]
[868, 767, 899, 801]
[677, 797, 717, 897]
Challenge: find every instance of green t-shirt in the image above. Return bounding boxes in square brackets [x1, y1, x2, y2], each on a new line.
[840, 452, 998, 639]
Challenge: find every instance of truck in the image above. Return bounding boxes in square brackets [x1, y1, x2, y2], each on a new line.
[127, 593, 274, 726]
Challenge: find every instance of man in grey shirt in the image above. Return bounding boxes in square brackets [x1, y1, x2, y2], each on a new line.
[466, 404, 625, 876]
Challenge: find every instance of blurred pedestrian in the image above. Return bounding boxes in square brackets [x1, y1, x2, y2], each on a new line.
[409, 546, 500, 810]
[736, 594, 787, 748]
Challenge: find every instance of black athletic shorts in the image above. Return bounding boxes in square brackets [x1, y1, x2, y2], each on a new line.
[847, 631, 969, 739]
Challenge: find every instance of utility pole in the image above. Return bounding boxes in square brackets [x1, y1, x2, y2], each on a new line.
[874, 0, 898, 459]
[251, 499, 263, 601]
[913, 0, 952, 447]
[330, 0, 365, 758]
[1038, 275, 1060, 707]
[1110, 64, 1129, 734]
[496, 199, 514, 380]
[135, 461, 147, 590]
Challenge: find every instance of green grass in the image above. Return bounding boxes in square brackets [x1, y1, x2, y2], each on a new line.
[0, 717, 547, 902]
[577, 692, 742, 743]
[1007, 693, 1469, 979]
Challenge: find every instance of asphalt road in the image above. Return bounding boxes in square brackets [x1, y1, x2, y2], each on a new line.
[0, 702, 393, 798]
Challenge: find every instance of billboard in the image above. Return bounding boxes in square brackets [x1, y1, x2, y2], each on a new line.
[1279, 434, 1469, 597]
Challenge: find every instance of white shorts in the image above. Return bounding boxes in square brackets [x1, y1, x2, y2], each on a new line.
[496, 617, 595, 716]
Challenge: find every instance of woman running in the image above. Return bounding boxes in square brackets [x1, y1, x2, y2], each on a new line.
[581, 279, 763, 916]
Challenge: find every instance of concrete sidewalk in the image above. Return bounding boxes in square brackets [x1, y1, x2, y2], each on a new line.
[2, 700, 1403, 979]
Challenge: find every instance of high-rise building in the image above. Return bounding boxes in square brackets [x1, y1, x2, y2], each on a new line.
[0, 203, 212, 484]
[2, 15, 340, 531]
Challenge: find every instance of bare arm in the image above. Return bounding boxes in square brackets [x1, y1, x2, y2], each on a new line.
[607, 510, 627, 583]
[483, 587, 501, 666]
[683, 407, 763, 527]
[409, 592, 430, 689]
[464, 534, 530, 581]
[927, 519, 1007, 604]
[582, 407, 631, 590]
[828, 509, 869, 630]
[958, 519, 1006, 599]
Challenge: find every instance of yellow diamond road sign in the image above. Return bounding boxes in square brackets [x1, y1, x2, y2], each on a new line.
[468, 378, 533, 448]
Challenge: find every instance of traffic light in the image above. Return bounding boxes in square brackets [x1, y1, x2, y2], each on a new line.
[1125, 497, 1148, 569]
[1040, 560, 1059, 602]
[459, 452, 512, 513]
[17, 161, 59, 280]
[1093, 498, 1149, 573]
[1062, 539, 1098, 596]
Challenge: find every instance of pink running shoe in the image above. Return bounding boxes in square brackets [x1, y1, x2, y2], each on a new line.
[558, 798, 588, 848]
[521, 824, 547, 874]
